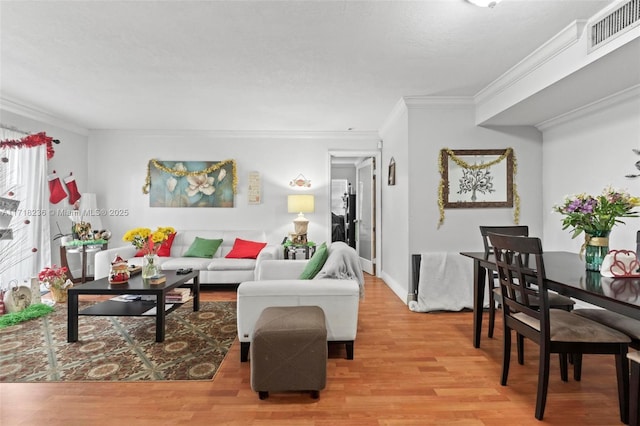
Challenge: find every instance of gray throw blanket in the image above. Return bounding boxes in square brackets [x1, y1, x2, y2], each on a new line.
[315, 242, 365, 299]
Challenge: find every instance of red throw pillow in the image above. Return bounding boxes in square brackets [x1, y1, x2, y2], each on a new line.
[225, 238, 267, 259]
[157, 232, 177, 257]
[134, 232, 177, 257]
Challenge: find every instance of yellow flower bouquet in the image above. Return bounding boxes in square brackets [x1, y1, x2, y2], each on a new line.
[123, 226, 175, 256]
[122, 226, 175, 278]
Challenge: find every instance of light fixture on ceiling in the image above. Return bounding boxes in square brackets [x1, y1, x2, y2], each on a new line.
[467, 0, 502, 8]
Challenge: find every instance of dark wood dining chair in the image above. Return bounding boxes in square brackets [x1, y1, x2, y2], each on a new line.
[573, 309, 640, 350]
[489, 233, 630, 422]
[479, 226, 575, 348]
[480, 226, 530, 340]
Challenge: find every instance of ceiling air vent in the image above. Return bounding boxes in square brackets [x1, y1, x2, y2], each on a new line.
[589, 0, 640, 51]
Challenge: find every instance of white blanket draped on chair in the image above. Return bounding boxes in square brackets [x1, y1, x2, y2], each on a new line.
[409, 252, 488, 312]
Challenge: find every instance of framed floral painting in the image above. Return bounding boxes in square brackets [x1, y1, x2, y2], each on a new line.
[148, 160, 236, 207]
[440, 149, 513, 208]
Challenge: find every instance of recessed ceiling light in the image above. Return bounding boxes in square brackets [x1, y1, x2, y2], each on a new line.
[467, 0, 502, 8]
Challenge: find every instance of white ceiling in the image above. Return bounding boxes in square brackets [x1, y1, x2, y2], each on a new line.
[0, 0, 614, 132]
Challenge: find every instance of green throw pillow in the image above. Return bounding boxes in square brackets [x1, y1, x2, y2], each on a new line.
[299, 242, 329, 279]
[183, 237, 223, 258]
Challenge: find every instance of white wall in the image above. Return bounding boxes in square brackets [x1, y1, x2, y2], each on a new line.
[87, 130, 379, 250]
[541, 90, 640, 252]
[379, 99, 544, 303]
[381, 89, 640, 306]
[379, 102, 410, 301]
[408, 102, 543, 253]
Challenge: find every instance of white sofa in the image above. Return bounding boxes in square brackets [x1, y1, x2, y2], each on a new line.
[94, 230, 279, 284]
[237, 242, 363, 362]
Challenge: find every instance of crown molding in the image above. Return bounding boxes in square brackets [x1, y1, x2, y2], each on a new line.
[536, 84, 640, 131]
[89, 128, 380, 140]
[475, 20, 587, 105]
[0, 96, 89, 136]
[0, 96, 380, 140]
[378, 98, 408, 138]
[379, 96, 474, 137]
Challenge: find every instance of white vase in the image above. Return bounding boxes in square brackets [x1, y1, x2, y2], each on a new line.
[30, 277, 41, 304]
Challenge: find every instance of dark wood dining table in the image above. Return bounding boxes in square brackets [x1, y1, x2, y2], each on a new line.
[460, 251, 640, 349]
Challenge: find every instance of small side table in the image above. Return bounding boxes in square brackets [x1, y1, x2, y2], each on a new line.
[284, 244, 316, 260]
[60, 239, 108, 283]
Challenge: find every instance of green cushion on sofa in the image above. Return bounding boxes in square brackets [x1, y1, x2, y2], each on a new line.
[183, 237, 223, 258]
[299, 242, 329, 279]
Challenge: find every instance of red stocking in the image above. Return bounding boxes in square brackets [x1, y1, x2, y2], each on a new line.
[64, 174, 82, 205]
[48, 172, 67, 204]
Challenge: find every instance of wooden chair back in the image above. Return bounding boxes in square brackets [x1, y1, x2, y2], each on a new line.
[479, 226, 529, 256]
[488, 233, 549, 337]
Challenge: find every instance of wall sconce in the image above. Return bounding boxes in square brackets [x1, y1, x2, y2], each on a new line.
[287, 194, 314, 243]
[289, 174, 311, 188]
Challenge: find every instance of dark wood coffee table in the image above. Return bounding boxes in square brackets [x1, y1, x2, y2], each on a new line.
[67, 270, 200, 343]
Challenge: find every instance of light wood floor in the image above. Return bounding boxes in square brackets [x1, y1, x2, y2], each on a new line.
[0, 274, 627, 425]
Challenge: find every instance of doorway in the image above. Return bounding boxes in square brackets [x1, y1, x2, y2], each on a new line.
[329, 151, 380, 276]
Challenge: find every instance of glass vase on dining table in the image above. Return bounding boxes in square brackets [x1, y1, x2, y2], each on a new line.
[584, 231, 609, 272]
[583, 270, 603, 292]
[142, 254, 160, 279]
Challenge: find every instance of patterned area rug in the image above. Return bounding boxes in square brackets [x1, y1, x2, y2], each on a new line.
[0, 301, 237, 382]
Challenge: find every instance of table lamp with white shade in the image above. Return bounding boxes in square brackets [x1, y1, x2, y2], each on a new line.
[287, 194, 314, 243]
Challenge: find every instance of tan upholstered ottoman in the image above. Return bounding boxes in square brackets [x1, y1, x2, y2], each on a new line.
[251, 306, 327, 400]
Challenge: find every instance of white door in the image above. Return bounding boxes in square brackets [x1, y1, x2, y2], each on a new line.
[356, 158, 375, 275]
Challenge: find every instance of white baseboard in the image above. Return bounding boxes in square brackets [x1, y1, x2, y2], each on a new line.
[379, 270, 409, 305]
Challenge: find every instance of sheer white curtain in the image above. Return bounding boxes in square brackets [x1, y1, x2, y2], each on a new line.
[0, 129, 51, 287]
